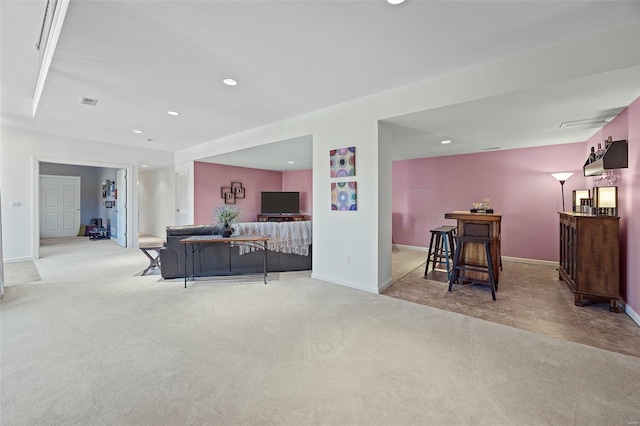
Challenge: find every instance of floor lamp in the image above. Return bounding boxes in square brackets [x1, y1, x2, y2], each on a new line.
[551, 172, 574, 212]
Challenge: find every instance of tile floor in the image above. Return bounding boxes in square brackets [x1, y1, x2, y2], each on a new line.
[385, 246, 640, 358]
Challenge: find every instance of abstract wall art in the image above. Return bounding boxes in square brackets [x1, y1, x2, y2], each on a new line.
[330, 147, 356, 177]
[331, 181, 357, 211]
[221, 181, 244, 204]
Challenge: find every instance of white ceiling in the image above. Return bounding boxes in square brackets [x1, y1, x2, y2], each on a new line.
[1, 0, 639, 171]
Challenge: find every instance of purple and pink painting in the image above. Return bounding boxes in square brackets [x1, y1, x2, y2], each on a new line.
[329, 147, 355, 177]
[331, 181, 357, 211]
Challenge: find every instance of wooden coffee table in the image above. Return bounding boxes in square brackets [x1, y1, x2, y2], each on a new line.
[179, 235, 269, 288]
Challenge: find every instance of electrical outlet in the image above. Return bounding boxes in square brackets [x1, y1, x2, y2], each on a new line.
[345, 255, 350, 264]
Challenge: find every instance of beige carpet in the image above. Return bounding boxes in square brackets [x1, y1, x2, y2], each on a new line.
[1, 237, 639, 425]
[3, 260, 41, 285]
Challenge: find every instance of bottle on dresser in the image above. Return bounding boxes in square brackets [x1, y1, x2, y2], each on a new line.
[604, 136, 613, 151]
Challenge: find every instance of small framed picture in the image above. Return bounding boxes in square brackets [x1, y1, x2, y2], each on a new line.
[231, 181, 245, 199]
[105, 201, 114, 208]
[224, 192, 235, 204]
[221, 187, 231, 199]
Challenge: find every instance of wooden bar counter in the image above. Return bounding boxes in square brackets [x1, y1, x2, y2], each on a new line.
[444, 211, 502, 283]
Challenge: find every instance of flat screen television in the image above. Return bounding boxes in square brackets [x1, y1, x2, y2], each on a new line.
[261, 191, 300, 214]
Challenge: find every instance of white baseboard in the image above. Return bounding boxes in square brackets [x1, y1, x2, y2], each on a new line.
[378, 277, 394, 293]
[625, 303, 640, 327]
[392, 244, 428, 252]
[310, 272, 379, 294]
[392, 244, 557, 268]
[501, 256, 557, 268]
[3, 256, 34, 263]
[139, 232, 164, 239]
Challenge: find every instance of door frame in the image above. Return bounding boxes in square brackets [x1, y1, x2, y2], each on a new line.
[32, 157, 137, 260]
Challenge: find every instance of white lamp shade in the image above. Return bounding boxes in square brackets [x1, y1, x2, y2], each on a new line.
[551, 172, 574, 182]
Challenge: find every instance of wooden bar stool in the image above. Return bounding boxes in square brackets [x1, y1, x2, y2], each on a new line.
[449, 224, 498, 300]
[424, 225, 456, 281]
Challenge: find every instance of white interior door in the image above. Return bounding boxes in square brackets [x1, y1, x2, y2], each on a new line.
[175, 171, 189, 225]
[39, 175, 80, 238]
[116, 169, 127, 247]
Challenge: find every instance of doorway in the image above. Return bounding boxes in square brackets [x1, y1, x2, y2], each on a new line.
[33, 159, 136, 260]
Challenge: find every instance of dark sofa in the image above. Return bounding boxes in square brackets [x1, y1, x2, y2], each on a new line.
[159, 224, 312, 279]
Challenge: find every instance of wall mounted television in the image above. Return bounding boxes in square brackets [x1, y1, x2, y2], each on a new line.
[261, 191, 300, 214]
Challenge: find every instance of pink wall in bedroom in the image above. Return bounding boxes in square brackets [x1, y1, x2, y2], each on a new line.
[391, 142, 587, 262]
[583, 96, 639, 316]
[282, 169, 313, 216]
[194, 162, 283, 224]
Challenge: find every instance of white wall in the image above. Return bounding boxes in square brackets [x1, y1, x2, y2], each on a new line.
[0, 127, 173, 261]
[139, 166, 175, 238]
[173, 24, 638, 293]
[0, 190, 4, 298]
[377, 121, 393, 292]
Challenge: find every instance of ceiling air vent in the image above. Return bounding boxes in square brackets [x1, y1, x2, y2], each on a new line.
[80, 97, 98, 106]
[559, 116, 614, 129]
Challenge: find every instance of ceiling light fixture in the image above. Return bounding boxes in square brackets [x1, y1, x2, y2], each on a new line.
[288, 161, 295, 164]
[559, 116, 614, 129]
[80, 97, 98, 106]
[141, 165, 148, 168]
[167, 111, 180, 116]
[387, 0, 406, 4]
[223, 78, 238, 86]
[133, 130, 143, 134]
[441, 140, 451, 144]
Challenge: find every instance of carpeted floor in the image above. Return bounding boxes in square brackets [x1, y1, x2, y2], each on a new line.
[1, 237, 639, 425]
[3, 260, 41, 285]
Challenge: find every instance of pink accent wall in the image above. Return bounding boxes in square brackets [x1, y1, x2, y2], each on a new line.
[194, 162, 283, 224]
[392, 142, 587, 261]
[584, 96, 639, 316]
[194, 163, 314, 224]
[283, 169, 313, 216]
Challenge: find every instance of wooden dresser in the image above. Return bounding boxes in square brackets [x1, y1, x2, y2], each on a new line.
[558, 212, 620, 312]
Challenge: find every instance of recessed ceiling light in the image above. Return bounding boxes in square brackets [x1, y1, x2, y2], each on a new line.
[441, 140, 452, 144]
[223, 78, 238, 86]
[387, 0, 405, 4]
[133, 130, 143, 134]
[80, 97, 98, 106]
[288, 161, 295, 164]
[167, 111, 180, 116]
[141, 165, 148, 168]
